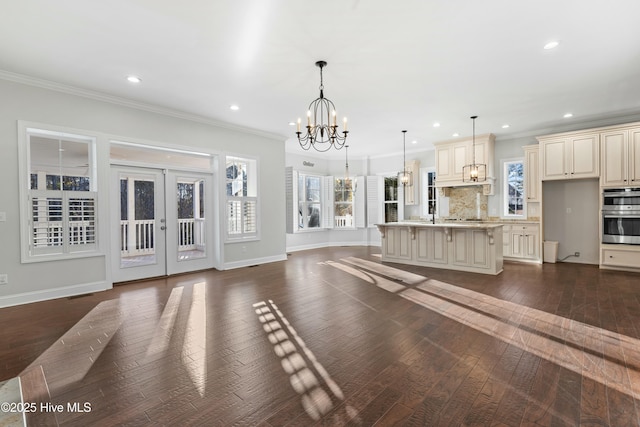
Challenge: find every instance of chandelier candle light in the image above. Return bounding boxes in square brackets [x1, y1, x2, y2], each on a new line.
[462, 115, 487, 182]
[398, 130, 413, 187]
[296, 61, 348, 152]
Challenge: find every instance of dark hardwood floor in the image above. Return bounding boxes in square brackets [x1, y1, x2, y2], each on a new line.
[1, 246, 639, 426]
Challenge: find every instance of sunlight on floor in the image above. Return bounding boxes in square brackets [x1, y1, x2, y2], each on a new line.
[253, 300, 344, 421]
[146, 286, 184, 358]
[325, 257, 640, 401]
[182, 282, 207, 397]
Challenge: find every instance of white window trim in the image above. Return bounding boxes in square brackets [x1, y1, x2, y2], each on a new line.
[333, 176, 356, 229]
[502, 158, 526, 219]
[18, 122, 101, 263]
[421, 167, 438, 219]
[224, 155, 260, 242]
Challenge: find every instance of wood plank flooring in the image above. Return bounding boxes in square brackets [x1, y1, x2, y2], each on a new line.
[1, 246, 639, 426]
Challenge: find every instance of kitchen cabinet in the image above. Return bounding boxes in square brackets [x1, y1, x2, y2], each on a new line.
[600, 127, 640, 187]
[415, 227, 447, 264]
[403, 160, 420, 205]
[523, 145, 540, 203]
[382, 225, 412, 261]
[539, 133, 599, 180]
[435, 141, 469, 182]
[452, 228, 491, 269]
[601, 245, 640, 271]
[502, 223, 539, 261]
[376, 222, 503, 275]
[435, 134, 495, 185]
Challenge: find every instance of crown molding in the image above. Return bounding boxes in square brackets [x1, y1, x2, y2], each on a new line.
[0, 69, 287, 143]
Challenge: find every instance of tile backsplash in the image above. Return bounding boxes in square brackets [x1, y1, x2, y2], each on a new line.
[440, 186, 488, 220]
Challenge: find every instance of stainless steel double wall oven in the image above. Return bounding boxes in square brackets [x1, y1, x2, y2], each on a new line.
[602, 187, 640, 244]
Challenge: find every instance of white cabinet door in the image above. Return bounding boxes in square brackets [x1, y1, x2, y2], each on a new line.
[570, 135, 599, 178]
[541, 134, 599, 181]
[601, 130, 628, 187]
[524, 145, 540, 202]
[630, 128, 640, 185]
[415, 228, 448, 264]
[435, 142, 468, 182]
[542, 139, 567, 180]
[384, 226, 412, 260]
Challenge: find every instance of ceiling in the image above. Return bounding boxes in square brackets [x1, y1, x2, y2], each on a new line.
[2, 0, 640, 159]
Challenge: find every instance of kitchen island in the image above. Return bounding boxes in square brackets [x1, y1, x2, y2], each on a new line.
[376, 222, 504, 275]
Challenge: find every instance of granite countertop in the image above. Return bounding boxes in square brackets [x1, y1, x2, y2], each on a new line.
[379, 221, 504, 229]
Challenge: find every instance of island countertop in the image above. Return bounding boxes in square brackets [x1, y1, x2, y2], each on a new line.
[377, 221, 503, 229]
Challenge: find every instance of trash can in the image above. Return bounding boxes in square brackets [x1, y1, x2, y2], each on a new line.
[544, 241, 558, 263]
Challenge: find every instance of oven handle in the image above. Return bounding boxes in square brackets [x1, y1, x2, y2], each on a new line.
[604, 191, 640, 197]
[603, 214, 640, 219]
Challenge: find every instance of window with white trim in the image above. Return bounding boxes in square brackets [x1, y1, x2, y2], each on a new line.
[384, 176, 399, 222]
[298, 174, 323, 230]
[226, 156, 258, 240]
[503, 159, 525, 217]
[334, 177, 354, 228]
[23, 128, 98, 259]
[421, 168, 438, 219]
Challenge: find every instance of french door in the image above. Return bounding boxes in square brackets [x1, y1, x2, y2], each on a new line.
[111, 166, 214, 282]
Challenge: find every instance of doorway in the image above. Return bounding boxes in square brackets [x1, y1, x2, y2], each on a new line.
[111, 166, 215, 282]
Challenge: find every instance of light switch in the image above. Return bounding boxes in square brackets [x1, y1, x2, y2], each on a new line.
[0, 212, 6, 222]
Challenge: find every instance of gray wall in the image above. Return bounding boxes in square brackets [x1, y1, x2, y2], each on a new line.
[0, 78, 286, 306]
[543, 179, 600, 264]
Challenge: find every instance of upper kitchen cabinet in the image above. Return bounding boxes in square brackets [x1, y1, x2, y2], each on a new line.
[538, 132, 599, 181]
[435, 133, 495, 187]
[601, 127, 640, 187]
[523, 145, 541, 203]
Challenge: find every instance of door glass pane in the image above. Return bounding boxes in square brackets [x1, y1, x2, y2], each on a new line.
[119, 176, 157, 268]
[177, 178, 206, 260]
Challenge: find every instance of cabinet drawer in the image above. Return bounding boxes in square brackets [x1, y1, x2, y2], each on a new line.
[602, 248, 640, 267]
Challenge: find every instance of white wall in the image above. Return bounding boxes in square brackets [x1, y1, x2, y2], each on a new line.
[0, 78, 286, 306]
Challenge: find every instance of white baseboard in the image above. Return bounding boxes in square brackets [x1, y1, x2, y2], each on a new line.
[286, 241, 379, 253]
[0, 281, 112, 308]
[223, 254, 288, 270]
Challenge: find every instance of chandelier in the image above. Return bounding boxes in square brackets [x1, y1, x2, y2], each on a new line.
[462, 115, 487, 182]
[397, 130, 413, 186]
[296, 61, 348, 152]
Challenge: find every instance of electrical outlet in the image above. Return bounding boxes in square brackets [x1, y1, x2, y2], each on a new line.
[574, 252, 580, 257]
[0, 274, 8, 285]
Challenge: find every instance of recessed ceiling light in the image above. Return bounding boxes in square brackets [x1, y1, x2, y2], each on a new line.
[502, 124, 510, 129]
[564, 113, 573, 118]
[433, 122, 440, 128]
[126, 75, 141, 83]
[452, 133, 459, 137]
[544, 41, 560, 50]
[288, 122, 295, 126]
[230, 105, 240, 111]
[412, 140, 417, 144]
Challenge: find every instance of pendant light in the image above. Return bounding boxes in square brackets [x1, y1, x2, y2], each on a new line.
[462, 115, 487, 182]
[397, 130, 413, 186]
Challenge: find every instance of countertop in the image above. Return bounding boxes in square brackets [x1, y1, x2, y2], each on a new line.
[378, 221, 504, 229]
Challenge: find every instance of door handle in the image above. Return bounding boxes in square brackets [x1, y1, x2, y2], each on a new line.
[160, 226, 166, 230]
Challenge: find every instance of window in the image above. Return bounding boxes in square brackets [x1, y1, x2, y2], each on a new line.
[334, 178, 354, 228]
[503, 159, 525, 217]
[226, 156, 258, 240]
[22, 127, 97, 259]
[298, 174, 323, 229]
[421, 169, 437, 218]
[384, 176, 399, 222]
